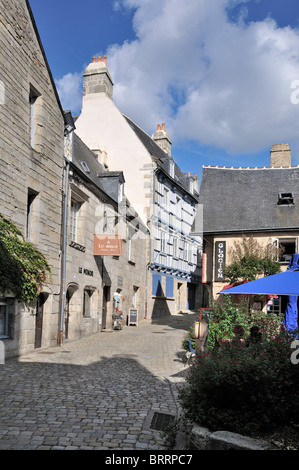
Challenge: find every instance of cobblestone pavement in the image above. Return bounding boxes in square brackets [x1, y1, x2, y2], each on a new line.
[0, 313, 198, 450]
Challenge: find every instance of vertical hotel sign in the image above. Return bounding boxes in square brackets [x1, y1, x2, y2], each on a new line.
[215, 241, 226, 282]
[94, 234, 122, 256]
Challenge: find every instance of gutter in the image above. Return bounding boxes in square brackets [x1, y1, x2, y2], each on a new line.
[58, 113, 75, 346]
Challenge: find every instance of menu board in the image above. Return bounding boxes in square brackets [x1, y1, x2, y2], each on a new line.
[128, 308, 138, 326]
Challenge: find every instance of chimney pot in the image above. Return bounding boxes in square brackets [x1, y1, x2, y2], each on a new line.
[162, 123, 165, 131]
[92, 56, 96, 63]
[97, 56, 102, 62]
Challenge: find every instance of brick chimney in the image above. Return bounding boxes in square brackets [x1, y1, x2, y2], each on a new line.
[270, 143, 291, 167]
[83, 56, 114, 100]
[152, 123, 172, 156]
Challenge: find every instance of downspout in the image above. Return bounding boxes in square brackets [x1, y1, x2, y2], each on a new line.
[145, 168, 158, 319]
[58, 157, 70, 345]
[58, 117, 74, 345]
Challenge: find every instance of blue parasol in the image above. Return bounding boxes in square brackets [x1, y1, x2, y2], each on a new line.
[219, 254, 299, 333]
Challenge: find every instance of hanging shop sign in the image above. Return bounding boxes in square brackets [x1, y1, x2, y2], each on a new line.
[94, 234, 122, 256]
[215, 241, 226, 282]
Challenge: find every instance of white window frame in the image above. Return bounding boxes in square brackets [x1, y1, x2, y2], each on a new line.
[160, 231, 166, 253]
[271, 237, 297, 263]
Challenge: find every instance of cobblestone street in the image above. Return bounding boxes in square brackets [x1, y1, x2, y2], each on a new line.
[0, 314, 196, 451]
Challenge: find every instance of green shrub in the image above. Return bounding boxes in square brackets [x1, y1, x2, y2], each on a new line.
[179, 333, 299, 435]
[0, 213, 51, 302]
[206, 296, 284, 349]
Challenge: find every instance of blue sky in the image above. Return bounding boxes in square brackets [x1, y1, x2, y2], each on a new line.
[29, 0, 299, 180]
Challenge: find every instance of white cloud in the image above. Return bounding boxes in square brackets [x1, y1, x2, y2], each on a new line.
[55, 72, 82, 115]
[105, 0, 299, 157]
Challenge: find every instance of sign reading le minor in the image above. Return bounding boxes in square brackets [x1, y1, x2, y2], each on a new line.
[94, 234, 122, 256]
[215, 241, 226, 282]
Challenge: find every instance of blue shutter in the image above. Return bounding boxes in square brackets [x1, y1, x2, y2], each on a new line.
[152, 274, 162, 296]
[166, 276, 174, 298]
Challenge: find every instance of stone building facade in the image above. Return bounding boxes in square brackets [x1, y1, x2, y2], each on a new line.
[61, 131, 148, 341]
[74, 57, 203, 319]
[196, 143, 299, 315]
[0, 0, 66, 358]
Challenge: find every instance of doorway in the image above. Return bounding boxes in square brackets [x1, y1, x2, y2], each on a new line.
[35, 293, 45, 349]
[64, 284, 79, 340]
[102, 285, 110, 329]
[187, 283, 196, 310]
[65, 290, 70, 339]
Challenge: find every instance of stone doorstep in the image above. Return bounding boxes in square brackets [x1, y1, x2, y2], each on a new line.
[190, 425, 274, 451]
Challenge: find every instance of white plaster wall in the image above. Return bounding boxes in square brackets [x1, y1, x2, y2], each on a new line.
[75, 93, 154, 225]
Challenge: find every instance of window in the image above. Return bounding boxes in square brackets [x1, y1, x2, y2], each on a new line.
[278, 192, 294, 205]
[128, 237, 132, 261]
[80, 161, 90, 173]
[183, 241, 188, 261]
[163, 187, 170, 209]
[169, 161, 175, 178]
[280, 238, 296, 263]
[272, 238, 297, 263]
[83, 289, 93, 316]
[70, 200, 80, 242]
[189, 179, 194, 194]
[29, 85, 40, 148]
[267, 297, 281, 314]
[173, 237, 178, 258]
[0, 299, 8, 338]
[133, 286, 139, 307]
[26, 188, 38, 240]
[118, 183, 124, 203]
[160, 231, 166, 253]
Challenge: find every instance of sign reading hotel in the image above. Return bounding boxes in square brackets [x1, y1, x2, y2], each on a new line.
[94, 234, 122, 256]
[215, 241, 226, 282]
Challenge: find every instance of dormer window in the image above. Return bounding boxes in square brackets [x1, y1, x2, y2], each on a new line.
[169, 161, 175, 178]
[118, 182, 124, 203]
[278, 192, 294, 205]
[81, 161, 90, 173]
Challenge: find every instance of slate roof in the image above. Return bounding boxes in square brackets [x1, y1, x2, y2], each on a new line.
[71, 133, 122, 205]
[198, 166, 299, 234]
[123, 115, 198, 199]
[71, 133, 148, 232]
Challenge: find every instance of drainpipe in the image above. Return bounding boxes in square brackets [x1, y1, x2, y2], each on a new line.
[58, 156, 70, 345]
[58, 112, 75, 345]
[145, 168, 158, 319]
